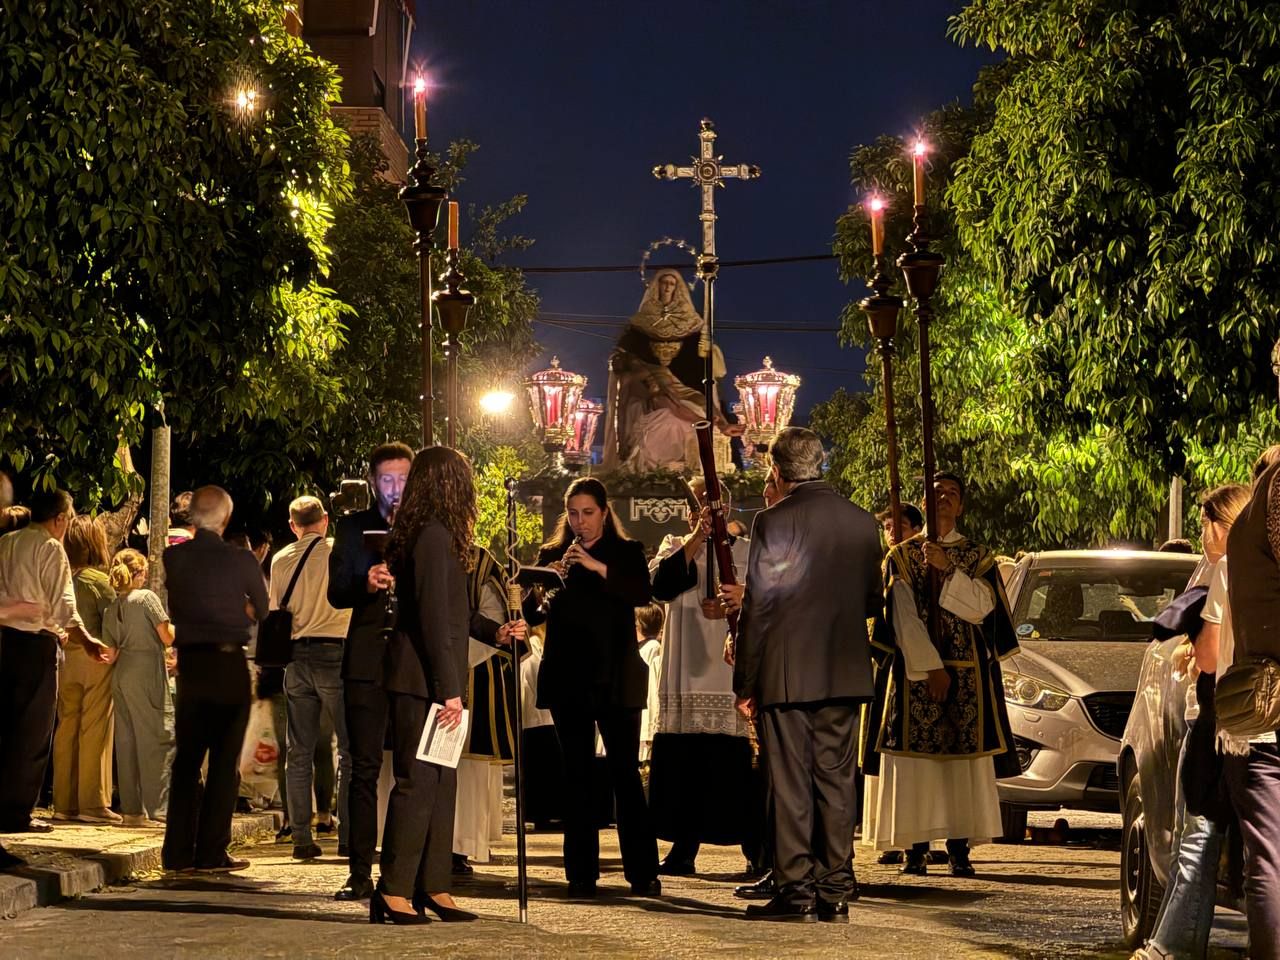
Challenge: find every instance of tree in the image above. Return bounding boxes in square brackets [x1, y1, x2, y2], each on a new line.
[818, 97, 1181, 550]
[949, 0, 1280, 484]
[0, 0, 351, 506]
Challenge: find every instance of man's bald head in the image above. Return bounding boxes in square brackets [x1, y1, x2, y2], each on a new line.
[189, 485, 234, 534]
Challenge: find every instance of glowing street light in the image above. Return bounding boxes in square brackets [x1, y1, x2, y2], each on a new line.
[480, 390, 516, 416]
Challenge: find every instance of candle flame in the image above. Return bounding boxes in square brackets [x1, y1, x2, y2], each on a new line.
[413, 75, 427, 97]
[869, 196, 885, 213]
[913, 139, 927, 157]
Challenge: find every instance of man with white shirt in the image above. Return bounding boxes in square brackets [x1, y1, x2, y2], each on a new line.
[271, 496, 352, 862]
[868, 473, 1020, 878]
[0, 489, 112, 841]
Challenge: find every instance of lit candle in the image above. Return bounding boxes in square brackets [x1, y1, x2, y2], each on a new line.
[869, 196, 885, 257]
[448, 201, 459, 250]
[413, 75, 427, 141]
[912, 139, 927, 207]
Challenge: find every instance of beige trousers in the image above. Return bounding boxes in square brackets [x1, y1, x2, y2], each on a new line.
[53, 647, 115, 815]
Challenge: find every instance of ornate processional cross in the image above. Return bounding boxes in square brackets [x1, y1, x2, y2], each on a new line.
[653, 118, 761, 260]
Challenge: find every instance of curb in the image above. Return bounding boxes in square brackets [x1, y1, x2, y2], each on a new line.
[0, 813, 278, 921]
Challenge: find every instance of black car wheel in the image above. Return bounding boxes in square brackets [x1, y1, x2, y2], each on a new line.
[998, 802, 1028, 844]
[1120, 769, 1166, 948]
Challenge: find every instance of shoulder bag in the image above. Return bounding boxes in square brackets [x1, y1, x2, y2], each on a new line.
[255, 537, 323, 668]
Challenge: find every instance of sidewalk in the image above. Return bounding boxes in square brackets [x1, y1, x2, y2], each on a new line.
[0, 811, 278, 920]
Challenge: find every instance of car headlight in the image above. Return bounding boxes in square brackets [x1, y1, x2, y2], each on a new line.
[1003, 671, 1071, 711]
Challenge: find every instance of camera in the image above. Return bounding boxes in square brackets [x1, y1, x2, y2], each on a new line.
[329, 479, 371, 517]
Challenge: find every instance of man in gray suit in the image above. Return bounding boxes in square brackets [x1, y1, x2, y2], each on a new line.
[731, 427, 882, 923]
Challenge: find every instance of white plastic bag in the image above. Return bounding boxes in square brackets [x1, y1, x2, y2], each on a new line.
[238, 698, 280, 781]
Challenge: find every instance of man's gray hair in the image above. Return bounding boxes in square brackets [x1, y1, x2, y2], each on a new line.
[770, 427, 825, 483]
[289, 495, 327, 528]
[189, 485, 234, 531]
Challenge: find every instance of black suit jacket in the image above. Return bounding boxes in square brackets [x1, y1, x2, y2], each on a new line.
[528, 534, 653, 712]
[732, 482, 882, 708]
[328, 507, 392, 683]
[383, 521, 499, 703]
[164, 529, 268, 648]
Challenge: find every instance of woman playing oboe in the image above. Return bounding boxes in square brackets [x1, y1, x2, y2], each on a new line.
[527, 477, 661, 898]
[375, 446, 521, 924]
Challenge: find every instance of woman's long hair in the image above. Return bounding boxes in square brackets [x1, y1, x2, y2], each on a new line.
[542, 476, 630, 552]
[1200, 483, 1250, 528]
[65, 516, 110, 570]
[386, 446, 477, 575]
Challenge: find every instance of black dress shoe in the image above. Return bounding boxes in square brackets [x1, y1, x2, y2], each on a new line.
[948, 856, 976, 878]
[657, 858, 695, 876]
[337, 843, 349, 857]
[334, 875, 374, 901]
[566, 880, 597, 899]
[630, 878, 662, 897]
[451, 853, 473, 875]
[817, 900, 849, 924]
[745, 896, 818, 923]
[413, 892, 477, 922]
[734, 872, 776, 900]
[274, 825, 292, 844]
[900, 854, 928, 876]
[1, 818, 53, 834]
[877, 850, 904, 865]
[293, 842, 323, 860]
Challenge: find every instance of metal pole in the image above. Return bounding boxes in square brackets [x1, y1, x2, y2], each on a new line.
[861, 253, 905, 544]
[700, 255, 719, 603]
[420, 246, 435, 447]
[504, 478, 530, 923]
[399, 137, 447, 448]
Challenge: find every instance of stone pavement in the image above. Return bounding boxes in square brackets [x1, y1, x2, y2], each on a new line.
[0, 810, 276, 919]
[0, 810, 1250, 959]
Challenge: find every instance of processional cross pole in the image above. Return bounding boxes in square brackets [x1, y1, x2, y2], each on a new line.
[653, 119, 761, 423]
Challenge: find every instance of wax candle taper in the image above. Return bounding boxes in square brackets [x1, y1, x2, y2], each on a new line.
[869, 196, 885, 257]
[413, 75, 427, 141]
[912, 139, 926, 207]
[448, 201, 459, 250]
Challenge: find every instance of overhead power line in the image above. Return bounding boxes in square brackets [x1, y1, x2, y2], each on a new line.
[537, 314, 840, 333]
[517, 253, 837, 275]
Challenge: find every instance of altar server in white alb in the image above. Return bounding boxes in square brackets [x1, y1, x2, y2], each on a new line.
[867, 472, 1021, 878]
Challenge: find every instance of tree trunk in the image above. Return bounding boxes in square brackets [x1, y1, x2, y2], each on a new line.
[147, 424, 171, 601]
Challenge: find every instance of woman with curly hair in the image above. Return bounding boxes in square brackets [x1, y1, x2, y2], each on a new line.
[527, 476, 660, 899]
[374, 446, 494, 925]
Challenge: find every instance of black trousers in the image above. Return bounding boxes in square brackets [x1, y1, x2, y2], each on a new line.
[551, 705, 658, 886]
[760, 700, 859, 906]
[1225, 743, 1280, 959]
[378, 693, 455, 897]
[162, 647, 251, 870]
[0, 629, 58, 829]
[343, 678, 388, 881]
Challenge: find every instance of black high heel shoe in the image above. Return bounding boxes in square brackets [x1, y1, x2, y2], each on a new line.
[370, 889, 431, 925]
[413, 892, 477, 922]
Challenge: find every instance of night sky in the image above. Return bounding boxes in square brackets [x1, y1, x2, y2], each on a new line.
[414, 1, 995, 422]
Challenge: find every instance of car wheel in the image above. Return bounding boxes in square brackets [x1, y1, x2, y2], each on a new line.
[1120, 769, 1165, 948]
[998, 802, 1028, 843]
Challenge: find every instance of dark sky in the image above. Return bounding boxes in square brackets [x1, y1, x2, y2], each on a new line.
[413, 1, 994, 422]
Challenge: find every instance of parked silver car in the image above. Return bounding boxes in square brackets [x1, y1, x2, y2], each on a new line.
[997, 550, 1199, 841]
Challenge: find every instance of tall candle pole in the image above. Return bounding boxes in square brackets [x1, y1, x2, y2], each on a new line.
[399, 73, 447, 447]
[860, 197, 905, 544]
[897, 139, 945, 626]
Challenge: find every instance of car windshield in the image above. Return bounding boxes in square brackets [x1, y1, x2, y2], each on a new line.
[1012, 557, 1198, 642]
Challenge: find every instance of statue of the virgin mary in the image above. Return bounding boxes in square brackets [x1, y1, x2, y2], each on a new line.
[602, 269, 740, 473]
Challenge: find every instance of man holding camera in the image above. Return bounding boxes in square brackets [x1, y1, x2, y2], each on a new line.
[327, 443, 413, 902]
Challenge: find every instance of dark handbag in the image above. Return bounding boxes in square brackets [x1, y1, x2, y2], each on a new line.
[1181, 671, 1229, 823]
[1216, 655, 1280, 738]
[255, 536, 323, 668]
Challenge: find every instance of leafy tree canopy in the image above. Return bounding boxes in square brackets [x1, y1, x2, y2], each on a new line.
[0, 0, 351, 505]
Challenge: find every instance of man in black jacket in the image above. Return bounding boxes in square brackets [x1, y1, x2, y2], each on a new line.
[732, 427, 882, 923]
[327, 442, 412, 901]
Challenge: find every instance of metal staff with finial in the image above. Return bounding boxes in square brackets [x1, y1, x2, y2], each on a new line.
[897, 139, 945, 626]
[503, 478, 530, 923]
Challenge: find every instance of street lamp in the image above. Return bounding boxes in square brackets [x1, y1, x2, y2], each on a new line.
[523, 357, 587, 474]
[480, 390, 516, 416]
[433, 238, 476, 448]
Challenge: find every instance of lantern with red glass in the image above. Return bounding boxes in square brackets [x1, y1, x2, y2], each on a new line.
[734, 356, 801, 459]
[563, 398, 603, 470]
[523, 357, 587, 473]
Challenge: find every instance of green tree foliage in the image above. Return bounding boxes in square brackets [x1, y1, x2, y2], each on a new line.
[473, 446, 544, 560]
[818, 99, 1179, 550]
[0, 0, 351, 505]
[948, 0, 1280, 484]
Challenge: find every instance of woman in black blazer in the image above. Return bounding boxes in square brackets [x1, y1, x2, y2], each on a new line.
[528, 477, 660, 898]
[376, 446, 518, 924]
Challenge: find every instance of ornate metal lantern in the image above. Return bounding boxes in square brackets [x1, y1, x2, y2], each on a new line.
[734, 356, 801, 454]
[564, 397, 603, 469]
[523, 357, 587, 473]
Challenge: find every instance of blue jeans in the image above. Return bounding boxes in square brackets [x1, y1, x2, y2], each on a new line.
[284, 642, 350, 847]
[1149, 733, 1222, 956]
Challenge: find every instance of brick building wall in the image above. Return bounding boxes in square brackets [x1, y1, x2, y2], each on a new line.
[335, 106, 409, 184]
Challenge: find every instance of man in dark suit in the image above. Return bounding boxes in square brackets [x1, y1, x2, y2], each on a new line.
[326, 442, 413, 901]
[162, 486, 269, 873]
[731, 427, 882, 923]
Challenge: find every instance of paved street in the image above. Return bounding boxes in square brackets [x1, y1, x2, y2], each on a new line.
[0, 810, 1249, 959]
